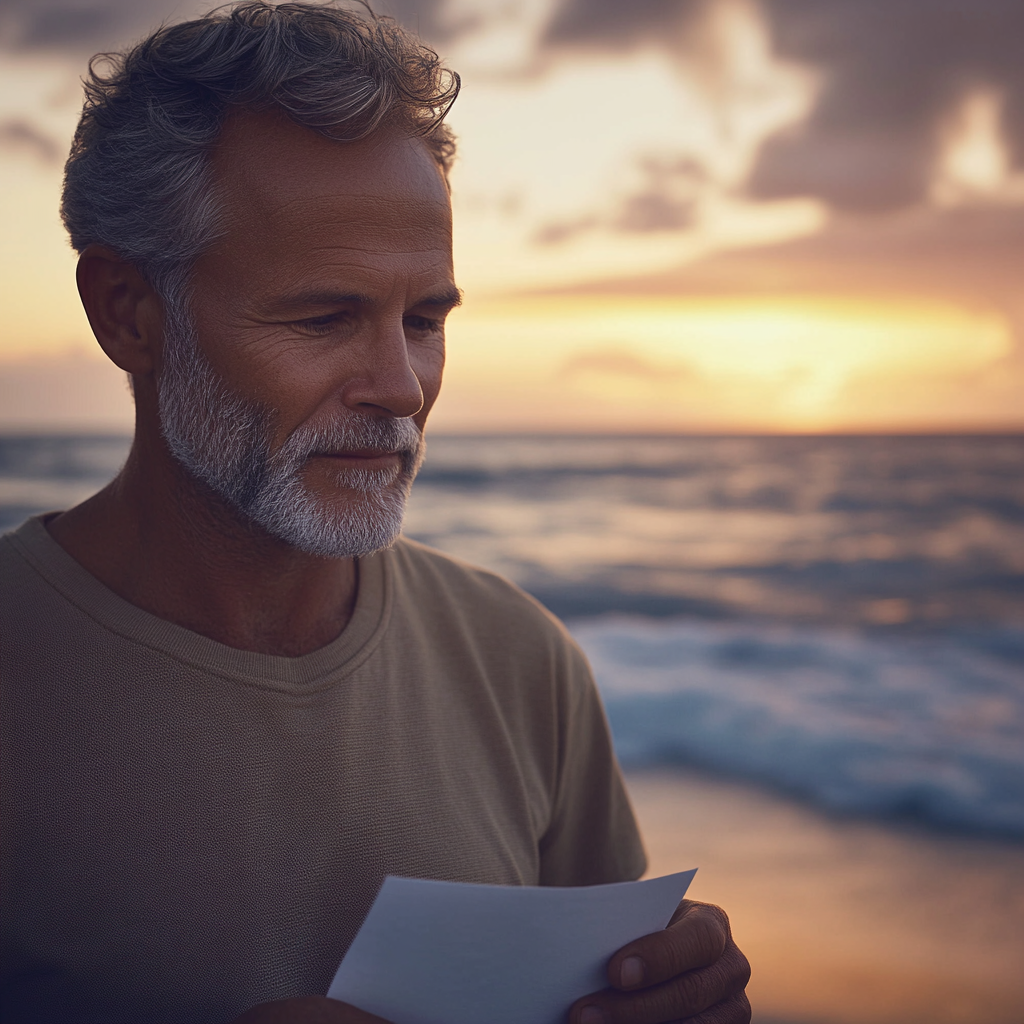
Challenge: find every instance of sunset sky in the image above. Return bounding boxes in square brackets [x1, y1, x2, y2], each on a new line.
[1, 0, 1023, 431]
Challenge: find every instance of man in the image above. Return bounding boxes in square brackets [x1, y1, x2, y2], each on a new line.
[0, 3, 750, 1022]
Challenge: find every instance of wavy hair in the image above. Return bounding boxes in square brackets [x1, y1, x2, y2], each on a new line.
[60, 1, 460, 305]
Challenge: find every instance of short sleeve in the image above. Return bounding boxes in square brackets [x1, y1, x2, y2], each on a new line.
[538, 643, 647, 886]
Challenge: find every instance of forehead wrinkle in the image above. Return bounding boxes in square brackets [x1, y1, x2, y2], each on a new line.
[215, 150, 451, 240]
[250, 189, 451, 220]
[261, 258, 457, 314]
[265, 249, 454, 297]
[213, 108, 447, 189]
[271, 203, 452, 251]
[221, 197, 453, 264]
[299, 246, 453, 264]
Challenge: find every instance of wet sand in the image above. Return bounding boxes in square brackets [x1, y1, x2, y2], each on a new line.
[625, 770, 1024, 1024]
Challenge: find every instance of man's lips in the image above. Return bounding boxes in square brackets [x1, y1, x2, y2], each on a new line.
[308, 448, 402, 463]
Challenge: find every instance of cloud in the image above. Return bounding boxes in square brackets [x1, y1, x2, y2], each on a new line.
[12, 5, 123, 48]
[539, 0, 1024, 212]
[10, 1, 1024, 216]
[0, 0, 193, 51]
[0, 118, 60, 162]
[536, 155, 706, 244]
[749, 0, 1024, 210]
[544, 203, 1024, 300]
[541, 0, 709, 52]
[521, 204, 1024, 428]
[376, 0, 479, 43]
[534, 215, 600, 246]
[532, 204, 1024, 382]
[0, 0, 460, 52]
[559, 348, 693, 382]
[615, 157, 704, 232]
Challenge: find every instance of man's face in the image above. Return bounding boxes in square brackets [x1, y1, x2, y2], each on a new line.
[157, 111, 459, 557]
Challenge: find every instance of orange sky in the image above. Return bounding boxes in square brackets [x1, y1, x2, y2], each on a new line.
[1, 0, 1022, 432]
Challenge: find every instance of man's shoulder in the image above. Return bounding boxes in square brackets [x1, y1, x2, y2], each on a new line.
[383, 537, 597, 712]
[0, 518, 48, 597]
[386, 535, 574, 646]
[0, 519, 70, 653]
[387, 534, 552, 616]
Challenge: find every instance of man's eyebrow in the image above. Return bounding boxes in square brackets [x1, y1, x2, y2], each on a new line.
[265, 288, 463, 315]
[265, 291, 373, 314]
[414, 287, 463, 311]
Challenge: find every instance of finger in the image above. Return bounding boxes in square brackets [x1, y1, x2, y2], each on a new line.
[570, 943, 751, 1024]
[608, 901, 732, 991]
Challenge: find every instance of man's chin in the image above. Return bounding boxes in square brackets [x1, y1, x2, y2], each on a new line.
[303, 474, 413, 508]
[249, 483, 409, 560]
[300, 457, 410, 496]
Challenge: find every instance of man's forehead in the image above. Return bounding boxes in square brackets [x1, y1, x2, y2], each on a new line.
[191, 107, 454, 303]
[211, 107, 451, 221]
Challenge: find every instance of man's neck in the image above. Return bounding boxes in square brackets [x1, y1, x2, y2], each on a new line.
[46, 435, 359, 658]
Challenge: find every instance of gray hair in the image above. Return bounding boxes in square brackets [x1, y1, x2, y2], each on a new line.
[60, 0, 460, 307]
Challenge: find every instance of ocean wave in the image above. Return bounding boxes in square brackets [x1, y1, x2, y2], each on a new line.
[3, 432, 1023, 837]
[571, 617, 1024, 837]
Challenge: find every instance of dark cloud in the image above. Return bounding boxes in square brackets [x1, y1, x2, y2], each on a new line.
[534, 214, 600, 246]
[17, 6, 119, 47]
[615, 189, 695, 232]
[536, 155, 706, 244]
[0, 0, 192, 51]
[0, 0, 458, 52]
[541, 0, 709, 52]
[615, 156, 704, 232]
[751, 0, 1024, 210]
[541, 0, 1024, 212]
[0, 118, 60, 162]
[375, 0, 478, 43]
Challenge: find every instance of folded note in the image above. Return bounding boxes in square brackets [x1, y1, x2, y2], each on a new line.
[327, 869, 697, 1024]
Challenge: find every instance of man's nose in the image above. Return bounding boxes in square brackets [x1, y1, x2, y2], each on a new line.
[339, 319, 425, 420]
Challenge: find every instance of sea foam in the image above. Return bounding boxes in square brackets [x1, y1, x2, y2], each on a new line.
[571, 617, 1024, 837]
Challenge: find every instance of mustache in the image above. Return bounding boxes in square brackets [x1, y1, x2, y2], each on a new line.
[278, 416, 424, 465]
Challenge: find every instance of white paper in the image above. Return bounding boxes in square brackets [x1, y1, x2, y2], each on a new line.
[327, 869, 696, 1024]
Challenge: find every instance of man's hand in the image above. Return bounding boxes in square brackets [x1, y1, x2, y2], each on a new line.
[569, 900, 751, 1024]
[231, 996, 391, 1024]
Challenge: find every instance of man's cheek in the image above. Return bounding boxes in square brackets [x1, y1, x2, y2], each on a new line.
[412, 354, 445, 423]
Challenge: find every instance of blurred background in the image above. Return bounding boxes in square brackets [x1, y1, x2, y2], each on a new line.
[1, 2, 1023, 1022]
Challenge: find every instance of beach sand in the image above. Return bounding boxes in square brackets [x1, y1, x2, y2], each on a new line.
[625, 770, 1024, 1024]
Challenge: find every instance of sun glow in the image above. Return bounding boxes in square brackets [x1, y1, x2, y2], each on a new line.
[437, 294, 1013, 430]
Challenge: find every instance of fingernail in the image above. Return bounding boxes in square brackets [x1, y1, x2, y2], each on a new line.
[620, 955, 645, 987]
[579, 1006, 606, 1024]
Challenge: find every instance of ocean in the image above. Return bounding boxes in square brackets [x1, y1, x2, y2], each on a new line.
[3, 432, 1023, 839]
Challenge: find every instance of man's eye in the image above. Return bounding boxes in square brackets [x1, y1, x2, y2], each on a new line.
[405, 315, 443, 334]
[294, 314, 347, 336]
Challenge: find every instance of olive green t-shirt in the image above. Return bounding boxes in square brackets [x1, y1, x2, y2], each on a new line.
[0, 516, 645, 1024]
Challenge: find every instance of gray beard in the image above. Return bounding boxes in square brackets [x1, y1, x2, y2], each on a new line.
[156, 311, 424, 559]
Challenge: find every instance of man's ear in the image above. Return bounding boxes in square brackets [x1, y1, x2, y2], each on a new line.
[76, 244, 165, 376]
